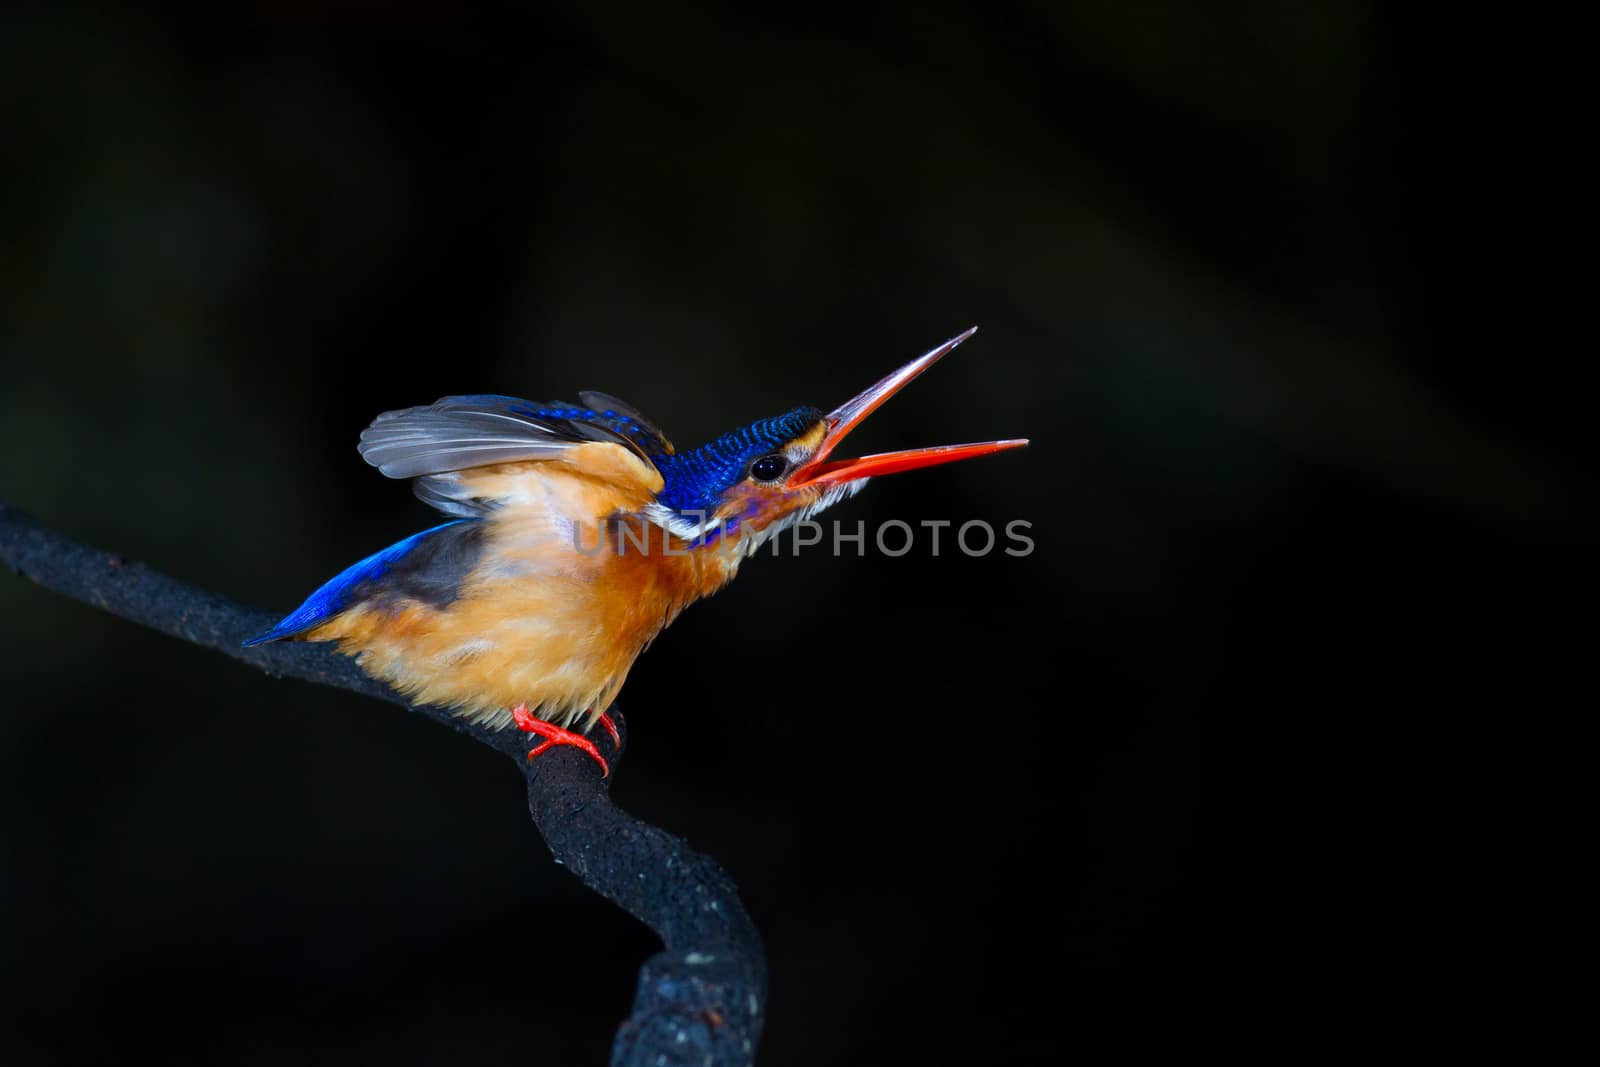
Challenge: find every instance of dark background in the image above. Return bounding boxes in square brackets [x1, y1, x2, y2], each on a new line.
[0, 5, 1572, 1064]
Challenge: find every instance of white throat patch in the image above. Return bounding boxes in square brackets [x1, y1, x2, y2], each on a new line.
[640, 479, 868, 554]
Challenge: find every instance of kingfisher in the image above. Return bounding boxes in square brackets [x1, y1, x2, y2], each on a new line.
[246, 328, 1026, 775]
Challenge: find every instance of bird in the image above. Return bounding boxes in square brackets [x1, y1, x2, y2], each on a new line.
[245, 327, 1026, 775]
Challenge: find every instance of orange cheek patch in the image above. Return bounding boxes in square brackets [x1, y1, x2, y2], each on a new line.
[788, 422, 827, 455]
[709, 483, 812, 539]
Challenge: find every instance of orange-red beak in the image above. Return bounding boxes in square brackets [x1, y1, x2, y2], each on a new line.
[788, 327, 1028, 489]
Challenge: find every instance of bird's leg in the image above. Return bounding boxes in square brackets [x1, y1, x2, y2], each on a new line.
[597, 711, 621, 748]
[511, 704, 609, 778]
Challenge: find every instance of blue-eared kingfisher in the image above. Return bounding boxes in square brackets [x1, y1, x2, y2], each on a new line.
[246, 328, 1027, 774]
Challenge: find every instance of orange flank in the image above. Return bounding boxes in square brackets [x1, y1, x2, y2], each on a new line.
[307, 457, 738, 732]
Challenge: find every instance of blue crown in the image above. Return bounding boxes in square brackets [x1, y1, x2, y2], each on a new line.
[653, 406, 824, 514]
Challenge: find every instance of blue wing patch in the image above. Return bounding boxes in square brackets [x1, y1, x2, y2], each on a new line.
[243, 519, 477, 646]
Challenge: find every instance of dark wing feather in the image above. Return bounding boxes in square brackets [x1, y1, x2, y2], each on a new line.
[243, 519, 479, 644]
[360, 396, 572, 478]
[357, 394, 669, 517]
[578, 390, 675, 456]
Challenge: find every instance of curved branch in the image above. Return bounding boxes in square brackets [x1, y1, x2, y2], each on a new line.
[1, 500, 765, 1067]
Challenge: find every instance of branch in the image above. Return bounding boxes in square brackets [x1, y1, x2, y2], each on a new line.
[1, 500, 765, 1067]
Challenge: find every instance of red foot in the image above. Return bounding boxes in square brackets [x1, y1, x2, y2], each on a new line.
[511, 704, 609, 778]
[598, 711, 620, 748]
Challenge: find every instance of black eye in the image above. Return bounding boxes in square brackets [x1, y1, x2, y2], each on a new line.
[750, 454, 788, 482]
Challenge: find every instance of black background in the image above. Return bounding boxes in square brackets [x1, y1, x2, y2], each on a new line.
[0, 5, 1573, 1064]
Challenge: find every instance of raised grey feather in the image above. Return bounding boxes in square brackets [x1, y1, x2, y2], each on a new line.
[358, 404, 581, 480]
[357, 396, 665, 519]
[412, 472, 491, 518]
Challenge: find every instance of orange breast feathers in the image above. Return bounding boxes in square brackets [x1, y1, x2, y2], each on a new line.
[307, 443, 737, 731]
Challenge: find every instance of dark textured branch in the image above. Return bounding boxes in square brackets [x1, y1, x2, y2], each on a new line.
[1, 500, 765, 1067]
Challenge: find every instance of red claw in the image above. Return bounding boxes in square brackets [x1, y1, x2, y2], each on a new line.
[598, 711, 621, 748]
[511, 703, 610, 778]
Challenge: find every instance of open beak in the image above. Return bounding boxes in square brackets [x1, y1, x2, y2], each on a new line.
[788, 327, 1029, 489]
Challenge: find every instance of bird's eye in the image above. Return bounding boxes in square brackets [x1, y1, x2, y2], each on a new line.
[750, 454, 788, 482]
